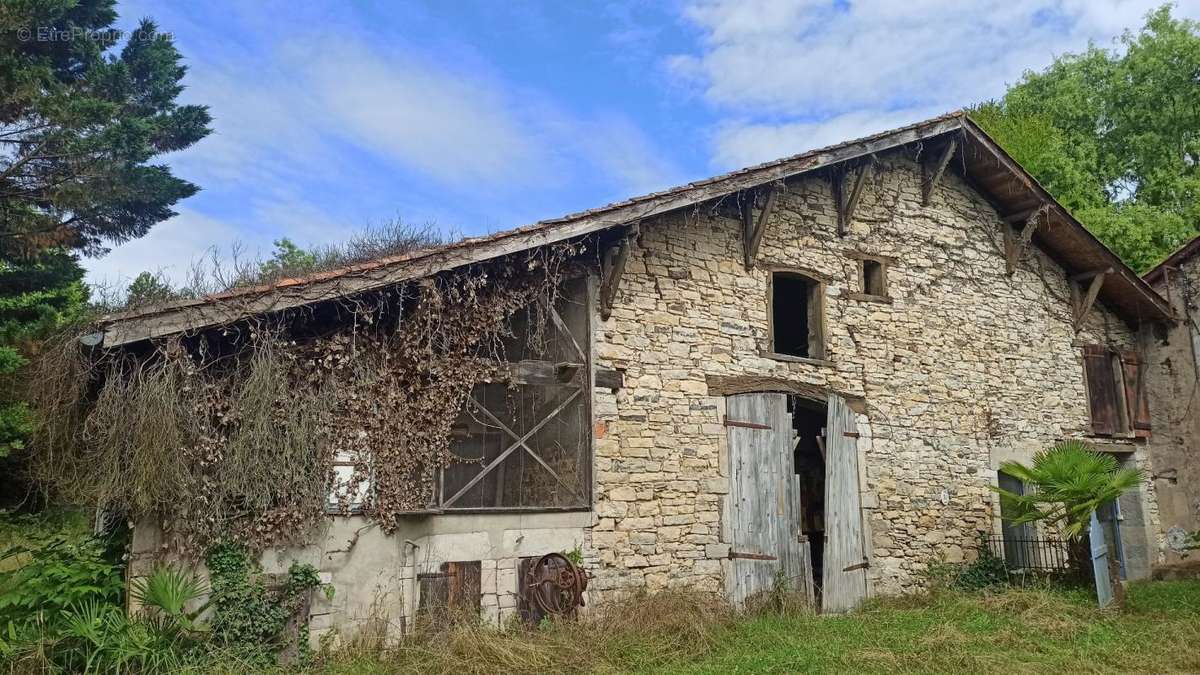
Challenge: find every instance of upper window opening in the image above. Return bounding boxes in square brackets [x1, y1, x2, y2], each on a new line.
[862, 259, 885, 297]
[771, 272, 824, 360]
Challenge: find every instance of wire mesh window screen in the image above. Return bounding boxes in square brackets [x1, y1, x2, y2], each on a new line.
[439, 276, 591, 510]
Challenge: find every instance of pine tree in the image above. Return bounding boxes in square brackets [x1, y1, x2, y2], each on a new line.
[0, 0, 210, 458]
[0, 0, 212, 259]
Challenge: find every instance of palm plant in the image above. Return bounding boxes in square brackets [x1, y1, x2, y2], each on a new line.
[56, 565, 211, 672]
[994, 441, 1143, 602]
[130, 564, 210, 634]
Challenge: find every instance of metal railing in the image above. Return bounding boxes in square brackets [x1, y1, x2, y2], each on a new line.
[985, 534, 1070, 571]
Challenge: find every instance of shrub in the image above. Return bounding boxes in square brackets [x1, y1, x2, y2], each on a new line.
[0, 522, 123, 635]
[205, 542, 324, 665]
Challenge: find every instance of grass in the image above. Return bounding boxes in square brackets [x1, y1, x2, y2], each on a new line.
[188, 580, 1200, 675]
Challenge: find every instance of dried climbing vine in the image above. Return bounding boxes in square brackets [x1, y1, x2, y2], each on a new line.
[27, 244, 581, 553]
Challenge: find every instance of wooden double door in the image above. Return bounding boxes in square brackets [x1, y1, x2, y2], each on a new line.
[723, 392, 867, 613]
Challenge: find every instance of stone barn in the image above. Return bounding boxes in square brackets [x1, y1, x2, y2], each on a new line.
[95, 112, 1184, 639]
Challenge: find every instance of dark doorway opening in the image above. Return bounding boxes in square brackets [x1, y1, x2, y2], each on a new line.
[789, 396, 827, 603]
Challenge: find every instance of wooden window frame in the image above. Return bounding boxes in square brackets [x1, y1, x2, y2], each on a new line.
[766, 267, 828, 363]
[327, 275, 595, 516]
[843, 250, 895, 303]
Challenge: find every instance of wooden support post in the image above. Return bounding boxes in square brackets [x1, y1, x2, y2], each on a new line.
[1072, 269, 1111, 331]
[836, 163, 871, 237]
[922, 139, 957, 205]
[743, 181, 782, 270]
[599, 224, 638, 320]
[1003, 204, 1046, 276]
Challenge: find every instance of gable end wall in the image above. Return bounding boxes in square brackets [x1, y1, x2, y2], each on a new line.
[590, 152, 1161, 597]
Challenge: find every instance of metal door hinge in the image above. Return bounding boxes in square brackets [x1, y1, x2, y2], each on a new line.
[723, 416, 772, 430]
[729, 551, 778, 561]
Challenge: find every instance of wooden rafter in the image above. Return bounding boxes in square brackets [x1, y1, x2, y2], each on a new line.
[599, 223, 638, 320]
[1071, 269, 1111, 331]
[1002, 203, 1046, 275]
[836, 162, 872, 236]
[922, 138, 958, 205]
[743, 181, 783, 270]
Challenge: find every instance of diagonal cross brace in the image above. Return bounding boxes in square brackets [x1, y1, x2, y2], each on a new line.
[466, 396, 586, 504]
[1003, 203, 1047, 276]
[441, 388, 582, 507]
[743, 182, 783, 270]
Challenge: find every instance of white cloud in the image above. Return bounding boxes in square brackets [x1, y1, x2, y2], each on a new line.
[713, 107, 946, 167]
[82, 209, 255, 291]
[82, 5, 687, 290]
[672, 0, 1200, 168]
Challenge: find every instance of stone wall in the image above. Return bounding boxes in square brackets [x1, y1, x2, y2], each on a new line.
[1145, 251, 1200, 563]
[589, 150, 1162, 599]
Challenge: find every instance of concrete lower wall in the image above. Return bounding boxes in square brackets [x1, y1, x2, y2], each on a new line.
[131, 510, 594, 644]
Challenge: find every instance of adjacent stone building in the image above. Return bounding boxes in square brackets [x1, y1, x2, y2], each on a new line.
[108, 113, 1183, 639]
[1143, 237, 1200, 565]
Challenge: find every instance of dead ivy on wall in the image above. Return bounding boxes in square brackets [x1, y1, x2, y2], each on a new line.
[27, 244, 581, 553]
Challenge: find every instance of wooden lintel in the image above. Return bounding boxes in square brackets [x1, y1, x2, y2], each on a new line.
[744, 182, 782, 270]
[599, 224, 638, 320]
[1072, 271, 1108, 330]
[1002, 204, 1046, 275]
[922, 139, 957, 205]
[491, 360, 585, 386]
[837, 163, 872, 237]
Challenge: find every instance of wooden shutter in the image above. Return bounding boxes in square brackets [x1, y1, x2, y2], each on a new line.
[1120, 351, 1152, 431]
[1082, 345, 1120, 435]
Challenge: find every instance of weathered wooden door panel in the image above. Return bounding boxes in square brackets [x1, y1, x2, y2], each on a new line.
[1090, 511, 1114, 608]
[822, 393, 867, 613]
[724, 393, 811, 607]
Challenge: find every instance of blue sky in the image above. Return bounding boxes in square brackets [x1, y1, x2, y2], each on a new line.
[85, 0, 1200, 288]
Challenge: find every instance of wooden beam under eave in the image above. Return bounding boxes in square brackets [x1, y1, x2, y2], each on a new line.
[744, 182, 782, 270]
[1000, 207, 1040, 224]
[1072, 269, 1110, 331]
[837, 163, 872, 237]
[1003, 204, 1046, 275]
[922, 139, 957, 205]
[599, 224, 638, 320]
[1069, 267, 1114, 282]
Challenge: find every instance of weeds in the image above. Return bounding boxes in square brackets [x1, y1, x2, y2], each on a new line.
[159, 581, 1200, 675]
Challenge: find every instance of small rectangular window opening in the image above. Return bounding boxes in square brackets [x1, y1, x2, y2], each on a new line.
[771, 273, 823, 359]
[862, 259, 885, 297]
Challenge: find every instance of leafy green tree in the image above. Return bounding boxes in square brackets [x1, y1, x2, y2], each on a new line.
[125, 271, 176, 308]
[995, 441, 1143, 603]
[258, 238, 318, 280]
[0, 0, 211, 259]
[971, 5, 1200, 272]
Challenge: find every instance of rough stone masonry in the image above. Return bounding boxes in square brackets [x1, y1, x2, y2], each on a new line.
[589, 150, 1161, 600]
